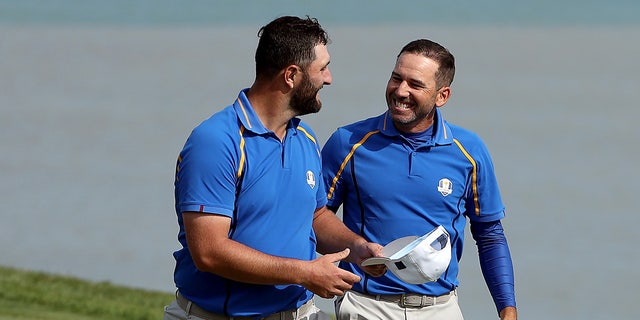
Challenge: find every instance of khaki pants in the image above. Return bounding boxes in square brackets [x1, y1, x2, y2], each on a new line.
[335, 290, 464, 320]
[163, 292, 330, 320]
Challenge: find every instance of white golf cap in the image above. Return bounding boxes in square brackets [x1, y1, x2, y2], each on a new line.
[361, 225, 451, 284]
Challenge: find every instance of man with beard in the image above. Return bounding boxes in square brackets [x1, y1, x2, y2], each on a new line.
[321, 39, 517, 319]
[164, 16, 384, 320]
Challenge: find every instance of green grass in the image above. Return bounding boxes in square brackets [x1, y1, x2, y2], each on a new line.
[0, 265, 174, 320]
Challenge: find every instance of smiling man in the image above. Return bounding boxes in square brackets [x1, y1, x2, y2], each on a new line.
[164, 16, 384, 320]
[322, 39, 518, 320]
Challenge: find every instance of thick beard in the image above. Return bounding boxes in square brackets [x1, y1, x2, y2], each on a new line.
[290, 74, 322, 116]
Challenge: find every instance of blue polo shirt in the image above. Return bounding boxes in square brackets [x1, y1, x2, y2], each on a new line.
[173, 89, 327, 317]
[321, 109, 505, 296]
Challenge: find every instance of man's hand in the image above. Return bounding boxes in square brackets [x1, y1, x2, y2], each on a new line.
[499, 306, 517, 320]
[300, 249, 361, 298]
[350, 241, 386, 277]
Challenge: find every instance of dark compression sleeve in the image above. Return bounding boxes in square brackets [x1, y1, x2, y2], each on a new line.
[470, 220, 516, 312]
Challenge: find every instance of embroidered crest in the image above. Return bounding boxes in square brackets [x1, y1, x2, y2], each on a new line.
[437, 178, 453, 196]
[306, 170, 316, 189]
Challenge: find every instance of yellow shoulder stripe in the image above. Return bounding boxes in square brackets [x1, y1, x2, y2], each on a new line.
[453, 138, 480, 216]
[327, 130, 380, 200]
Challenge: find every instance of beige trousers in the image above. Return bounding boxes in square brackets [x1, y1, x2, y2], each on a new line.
[335, 290, 464, 320]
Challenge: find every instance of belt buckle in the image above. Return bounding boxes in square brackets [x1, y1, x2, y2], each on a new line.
[399, 294, 424, 308]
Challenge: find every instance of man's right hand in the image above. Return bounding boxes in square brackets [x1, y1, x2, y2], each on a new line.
[300, 248, 361, 299]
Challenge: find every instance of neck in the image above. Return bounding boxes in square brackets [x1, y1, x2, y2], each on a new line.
[245, 85, 294, 140]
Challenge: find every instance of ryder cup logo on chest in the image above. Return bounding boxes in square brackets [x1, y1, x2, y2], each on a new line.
[437, 178, 453, 196]
[306, 170, 316, 189]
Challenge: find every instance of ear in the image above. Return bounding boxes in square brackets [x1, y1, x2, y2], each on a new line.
[283, 65, 300, 89]
[435, 86, 451, 107]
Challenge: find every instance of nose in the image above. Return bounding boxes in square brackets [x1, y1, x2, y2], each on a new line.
[394, 80, 410, 97]
[324, 68, 332, 85]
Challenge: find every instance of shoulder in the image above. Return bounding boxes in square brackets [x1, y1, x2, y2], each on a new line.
[446, 122, 494, 160]
[185, 106, 240, 150]
[295, 120, 319, 142]
[296, 119, 314, 131]
[323, 116, 379, 150]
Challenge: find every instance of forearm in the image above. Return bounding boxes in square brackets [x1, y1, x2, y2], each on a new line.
[197, 237, 311, 285]
[313, 206, 367, 263]
[184, 212, 309, 286]
[191, 230, 362, 299]
[471, 220, 517, 314]
[184, 211, 361, 298]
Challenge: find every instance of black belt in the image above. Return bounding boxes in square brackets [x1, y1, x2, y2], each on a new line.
[176, 291, 313, 320]
[369, 290, 455, 308]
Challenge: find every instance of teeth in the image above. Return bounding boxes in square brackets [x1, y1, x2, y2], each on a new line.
[395, 100, 411, 109]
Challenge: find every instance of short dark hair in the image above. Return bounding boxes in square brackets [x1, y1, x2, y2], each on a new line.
[399, 39, 455, 88]
[255, 16, 330, 78]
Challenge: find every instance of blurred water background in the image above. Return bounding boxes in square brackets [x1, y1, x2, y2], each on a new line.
[1, 1, 639, 319]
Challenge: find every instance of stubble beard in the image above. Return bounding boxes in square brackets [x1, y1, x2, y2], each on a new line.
[388, 96, 436, 131]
